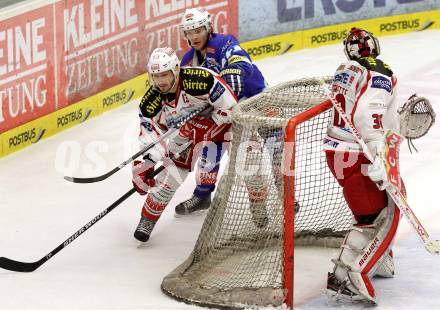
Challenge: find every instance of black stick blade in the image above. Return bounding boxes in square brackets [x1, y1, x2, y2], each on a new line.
[0, 257, 42, 272]
[64, 168, 118, 183]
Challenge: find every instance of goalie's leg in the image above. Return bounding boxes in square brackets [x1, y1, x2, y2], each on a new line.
[325, 150, 401, 303]
[327, 202, 400, 303]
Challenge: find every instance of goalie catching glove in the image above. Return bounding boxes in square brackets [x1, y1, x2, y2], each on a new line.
[398, 94, 435, 152]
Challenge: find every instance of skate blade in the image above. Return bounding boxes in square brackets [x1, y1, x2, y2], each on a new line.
[326, 289, 376, 306]
[174, 209, 208, 218]
[135, 240, 148, 248]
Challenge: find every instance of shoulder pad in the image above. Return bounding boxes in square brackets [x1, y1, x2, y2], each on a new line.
[180, 67, 214, 96]
[139, 86, 162, 118]
[180, 49, 194, 66]
[356, 57, 393, 77]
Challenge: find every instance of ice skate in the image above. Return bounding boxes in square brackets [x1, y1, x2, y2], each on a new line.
[175, 194, 211, 217]
[134, 215, 156, 244]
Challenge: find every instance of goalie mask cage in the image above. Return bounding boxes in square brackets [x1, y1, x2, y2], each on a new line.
[162, 77, 353, 309]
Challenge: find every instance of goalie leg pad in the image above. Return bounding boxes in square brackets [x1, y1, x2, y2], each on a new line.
[329, 203, 400, 303]
[374, 250, 394, 278]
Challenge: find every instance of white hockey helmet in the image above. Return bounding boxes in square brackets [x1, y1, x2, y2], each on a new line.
[180, 8, 212, 33]
[147, 47, 180, 89]
[147, 47, 179, 76]
[344, 27, 380, 60]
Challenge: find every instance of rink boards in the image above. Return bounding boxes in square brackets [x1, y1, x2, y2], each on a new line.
[0, 0, 438, 157]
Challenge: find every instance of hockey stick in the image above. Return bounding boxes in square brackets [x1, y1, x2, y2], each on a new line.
[0, 166, 169, 272]
[64, 105, 212, 183]
[321, 80, 440, 254]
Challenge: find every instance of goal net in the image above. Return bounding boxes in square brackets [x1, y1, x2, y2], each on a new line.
[162, 77, 353, 309]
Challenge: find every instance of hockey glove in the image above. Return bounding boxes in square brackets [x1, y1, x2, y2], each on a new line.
[178, 116, 221, 143]
[220, 66, 244, 99]
[132, 157, 156, 195]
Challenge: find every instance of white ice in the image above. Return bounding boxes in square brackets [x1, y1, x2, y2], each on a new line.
[1, 30, 440, 310]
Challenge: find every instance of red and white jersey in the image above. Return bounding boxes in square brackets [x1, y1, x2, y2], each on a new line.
[138, 67, 237, 162]
[324, 57, 399, 152]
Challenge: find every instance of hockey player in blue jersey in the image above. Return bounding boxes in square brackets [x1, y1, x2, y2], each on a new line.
[174, 7, 269, 219]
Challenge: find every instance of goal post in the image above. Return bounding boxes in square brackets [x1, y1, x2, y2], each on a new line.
[162, 78, 353, 309]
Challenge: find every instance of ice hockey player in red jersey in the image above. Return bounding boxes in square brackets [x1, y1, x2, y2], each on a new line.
[132, 47, 236, 243]
[324, 27, 403, 304]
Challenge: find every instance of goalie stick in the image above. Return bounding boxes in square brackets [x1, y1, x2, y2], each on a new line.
[322, 81, 440, 254]
[0, 141, 194, 273]
[64, 105, 212, 183]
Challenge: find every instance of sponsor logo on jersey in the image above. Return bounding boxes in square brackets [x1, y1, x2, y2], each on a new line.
[184, 68, 210, 78]
[221, 40, 234, 53]
[228, 55, 248, 65]
[182, 79, 209, 91]
[142, 121, 153, 132]
[371, 76, 392, 93]
[334, 72, 350, 85]
[347, 65, 363, 74]
[140, 87, 162, 117]
[332, 84, 348, 95]
[323, 137, 339, 148]
[220, 68, 241, 76]
[198, 172, 218, 185]
[209, 83, 225, 102]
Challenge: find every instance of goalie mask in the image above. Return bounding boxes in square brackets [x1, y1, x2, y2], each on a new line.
[344, 27, 380, 60]
[147, 47, 180, 93]
[181, 8, 212, 33]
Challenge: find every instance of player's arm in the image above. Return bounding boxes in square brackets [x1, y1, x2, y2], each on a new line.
[219, 35, 254, 99]
[132, 86, 171, 195]
[353, 69, 397, 190]
[207, 74, 237, 126]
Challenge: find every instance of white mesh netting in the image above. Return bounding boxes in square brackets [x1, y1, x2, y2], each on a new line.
[162, 77, 352, 309]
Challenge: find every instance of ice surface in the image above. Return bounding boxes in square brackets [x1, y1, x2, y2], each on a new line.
[1, 30, 439, 309]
